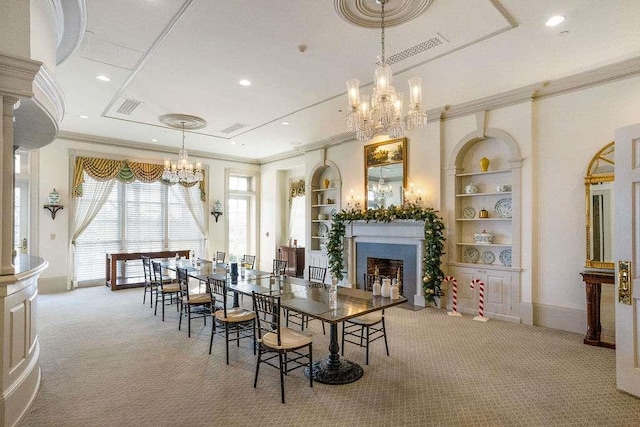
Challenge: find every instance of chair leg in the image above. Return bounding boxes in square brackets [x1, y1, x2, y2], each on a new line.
[209, 321, 215, 355]
[309, 343, 313, 388]
[254, 349, 261, 388]
[224, 323, 230, 364]
[365, 326, 370, 366]
[154, 291, 159, 316]
[322, 321, 325, 335]
[162, 294, 166, 321]
[278, 352, 285, 404]
[382, 318, 389, 356]
[252, 320, 257, 355]
[143, 285, 147, 305]
[188, 307, 192, 337]
[341, 322, 345, 356]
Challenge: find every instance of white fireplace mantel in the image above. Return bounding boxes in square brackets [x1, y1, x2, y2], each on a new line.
[344, 220, 427, 306]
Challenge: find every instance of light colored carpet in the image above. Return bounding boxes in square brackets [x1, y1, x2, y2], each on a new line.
[20, 286, 640, 426]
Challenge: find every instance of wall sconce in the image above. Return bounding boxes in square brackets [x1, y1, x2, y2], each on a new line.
[43, 188, 64, 219]
[403, 183, 424, 207]
[211, 199, 223, 222]
[346, 189, 361, 212]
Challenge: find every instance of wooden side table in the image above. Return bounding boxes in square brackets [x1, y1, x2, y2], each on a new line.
[581, 270, 616, 349]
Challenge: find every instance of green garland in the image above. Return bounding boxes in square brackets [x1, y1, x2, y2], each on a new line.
[327, 203, 446, 306]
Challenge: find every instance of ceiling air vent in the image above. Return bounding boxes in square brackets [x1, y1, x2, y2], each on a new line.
[219, 122, 249, 134]
[387, 34, 447, 65]
[116, 98, 142, 115]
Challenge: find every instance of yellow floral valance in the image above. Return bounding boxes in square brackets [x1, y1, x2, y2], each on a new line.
[72, 156, 206, 201]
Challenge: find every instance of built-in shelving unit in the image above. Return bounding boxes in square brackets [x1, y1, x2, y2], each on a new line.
[446, 128, 523, 323]
[306, 161, 341, 284]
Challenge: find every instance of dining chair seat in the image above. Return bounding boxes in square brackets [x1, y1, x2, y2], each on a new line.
[262, 328, 313, 350]
[214, 307, 255, 323]
[182, 294, 211, 305]
[346, 312, 382, 325]
[163, 283, 180, 293]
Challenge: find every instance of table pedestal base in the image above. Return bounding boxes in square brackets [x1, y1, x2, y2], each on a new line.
[305, 358, 364, 384]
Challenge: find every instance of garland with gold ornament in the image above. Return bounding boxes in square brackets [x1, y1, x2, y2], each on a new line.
[327, 203, 446, 306]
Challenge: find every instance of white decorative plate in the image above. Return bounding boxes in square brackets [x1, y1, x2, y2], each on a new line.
[318, 223, 329, 237]
[499, 249, 512, 267]
[462, 207, 476, 219]
[494, 198, 513, 218]
[481, 251, 495, 265]
[463, 247, 480, 263]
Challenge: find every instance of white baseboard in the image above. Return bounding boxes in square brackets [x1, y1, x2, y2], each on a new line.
[533, 303, 586, 335]
[38, 276, 68, 294]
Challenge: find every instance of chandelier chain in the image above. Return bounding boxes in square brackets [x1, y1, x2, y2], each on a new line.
[380, 0, 386, 63]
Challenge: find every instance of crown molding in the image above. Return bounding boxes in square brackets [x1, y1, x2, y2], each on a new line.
[0, 53, 42, 98]
[34, 64, 65, 123]
[430, 56, 640, 122]
[56, 131, 260, 165]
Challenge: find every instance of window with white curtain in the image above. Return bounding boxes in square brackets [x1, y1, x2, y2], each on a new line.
[288, 195, 306, 247]
[75, 176, 204, 284]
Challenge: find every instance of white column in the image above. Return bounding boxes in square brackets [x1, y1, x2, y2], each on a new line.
[0, 95, 18, 275]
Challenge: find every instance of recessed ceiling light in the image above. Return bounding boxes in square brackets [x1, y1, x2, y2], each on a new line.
[96, 75, 111, 82]
[545, 15, 565, 27]
[230, 140, 237, 145]
[281, 121, 290, 125]
[79, 114, 89, 119]
[151, 138, 158, 142]
[239, 79, 252, 86]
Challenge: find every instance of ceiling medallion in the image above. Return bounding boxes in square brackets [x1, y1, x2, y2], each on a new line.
[159, 114, 207, 184]
[334, 0, 433, 28]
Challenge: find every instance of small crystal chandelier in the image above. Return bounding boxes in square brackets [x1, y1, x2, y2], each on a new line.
[162, 121, 203, 184]
[345, 0, 427, 142]
[370, 169, 393, 202]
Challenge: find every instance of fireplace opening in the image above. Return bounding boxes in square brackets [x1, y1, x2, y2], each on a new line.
[366, 257, 403, 294]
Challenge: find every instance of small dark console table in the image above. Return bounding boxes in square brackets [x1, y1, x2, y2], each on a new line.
[581, 270, 615, 349]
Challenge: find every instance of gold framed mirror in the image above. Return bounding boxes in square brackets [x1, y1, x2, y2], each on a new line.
[585, 141, 614, 270]
[364, 138, 407, 210]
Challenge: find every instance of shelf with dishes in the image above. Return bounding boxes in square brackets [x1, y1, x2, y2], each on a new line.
[459, 245, 513, 267]
[456, 169, 511, 177]
[456, 218, 511, 221]
[456, 191, 511, 197]
[456, 242, 512, 247]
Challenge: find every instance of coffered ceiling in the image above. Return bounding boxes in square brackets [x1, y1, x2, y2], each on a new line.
[54, 0, 640, 162]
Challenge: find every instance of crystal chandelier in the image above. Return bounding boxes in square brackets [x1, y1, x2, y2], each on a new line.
[370, 169, 393, 202]
[345, 0, 427, 142]
[162, 121, 203, 184]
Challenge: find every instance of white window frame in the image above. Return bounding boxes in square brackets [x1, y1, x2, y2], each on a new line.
[225, 168, 259, 264]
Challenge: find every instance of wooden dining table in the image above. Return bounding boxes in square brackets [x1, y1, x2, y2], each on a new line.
[161, 259, 407, 384]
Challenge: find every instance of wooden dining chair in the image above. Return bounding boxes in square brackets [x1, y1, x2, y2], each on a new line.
[141, 255, 154, 307]
[252, 292, 313, 404]
[286, 266, 327, 334]
[272, 259, 287, 276]
[177, 267, 212, 337]
[208, 277, 256, 364]
[152, 261, 180, 321]
[341, 304, 389, 365]
[241, 255, 256, 269]
[215, 251, 226, 263]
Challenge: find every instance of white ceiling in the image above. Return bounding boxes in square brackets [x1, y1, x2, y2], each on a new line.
[55, 0, 640, 162]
